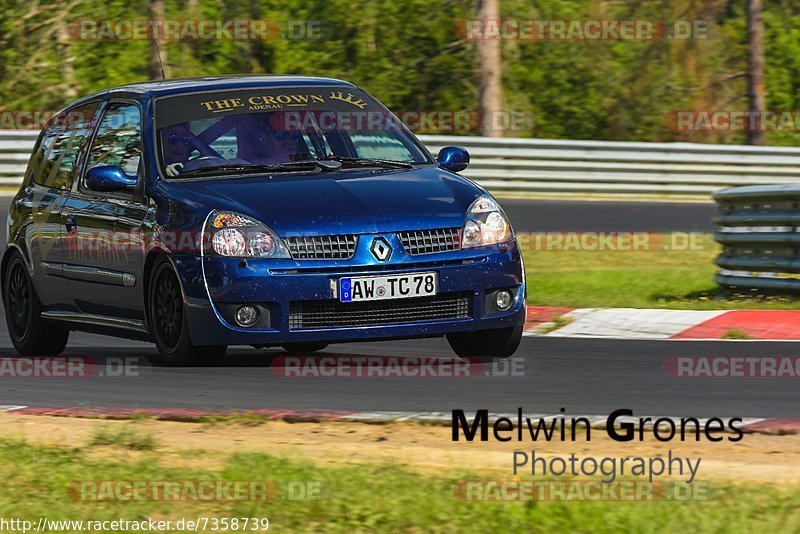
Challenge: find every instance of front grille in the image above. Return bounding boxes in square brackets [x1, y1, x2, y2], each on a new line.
[398, 228, 462, 255]
[289, 292, 472, 329]
[285, 235, 358, 260]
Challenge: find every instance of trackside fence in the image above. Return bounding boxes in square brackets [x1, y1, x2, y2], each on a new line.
[419, 135, 800, 197]
[4, 130, 800, 197]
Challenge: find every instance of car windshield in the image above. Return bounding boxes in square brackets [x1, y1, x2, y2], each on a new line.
[154, 86, 432, 177]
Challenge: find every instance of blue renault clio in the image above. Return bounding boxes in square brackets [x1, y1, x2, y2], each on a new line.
[2, 76, 526, 365]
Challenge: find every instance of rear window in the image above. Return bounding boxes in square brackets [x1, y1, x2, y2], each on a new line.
[31, 103, 98, 190]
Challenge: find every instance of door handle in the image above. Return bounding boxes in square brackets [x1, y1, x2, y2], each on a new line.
[64, 215, 77, 234]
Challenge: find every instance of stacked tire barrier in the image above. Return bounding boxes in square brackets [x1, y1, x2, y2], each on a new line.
[714, 185, 800, 290]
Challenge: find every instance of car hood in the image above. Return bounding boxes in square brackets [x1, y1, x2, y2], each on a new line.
[163, 167, 484, 235]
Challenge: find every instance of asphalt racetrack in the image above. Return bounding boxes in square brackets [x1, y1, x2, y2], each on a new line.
[4, 197, 795, 419]
[499, 198, 716, 232]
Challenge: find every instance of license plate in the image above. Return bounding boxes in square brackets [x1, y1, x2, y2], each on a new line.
[339, 272, 437, 303]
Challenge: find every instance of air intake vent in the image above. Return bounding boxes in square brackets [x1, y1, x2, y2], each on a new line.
[289, 292, 472, 329]
[397, 228, 462, 255]
[284, 235, 358, 260]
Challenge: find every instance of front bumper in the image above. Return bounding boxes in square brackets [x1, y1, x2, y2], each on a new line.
[172, 239, 526, 346]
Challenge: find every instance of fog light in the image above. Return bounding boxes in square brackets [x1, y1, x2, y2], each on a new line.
[495, 289, 513, 311]
[235, 305, 259, 327]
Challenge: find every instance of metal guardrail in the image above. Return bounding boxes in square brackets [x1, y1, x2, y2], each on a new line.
[420, 135, 800, 197]
[0, 130, 39, 186]
[714, 185, 800, 290]
[4, 129, 800, 196]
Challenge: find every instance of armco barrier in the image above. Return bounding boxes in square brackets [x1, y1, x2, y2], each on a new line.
[4, 129, 800, 196]
[714, 184, 800, 290]
[420, 135, 800, 197]
[0, 130, 38, 186]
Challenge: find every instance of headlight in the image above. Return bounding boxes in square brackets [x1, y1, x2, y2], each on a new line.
[462, 194, 512, 248]
[206, 210, 290, 259]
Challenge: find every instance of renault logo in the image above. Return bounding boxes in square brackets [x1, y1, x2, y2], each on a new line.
[370, 237, 392, 261]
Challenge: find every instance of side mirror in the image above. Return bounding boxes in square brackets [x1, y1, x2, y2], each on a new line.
[436, 146, 470, 173]
[85, 165, 137, 193]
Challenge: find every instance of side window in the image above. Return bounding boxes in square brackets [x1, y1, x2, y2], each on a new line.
[186, 118, 233, 159]
[349, 132, 416, 162]
[33, 103, 98, 190]
[85, 103, 142, 179]
[209, 130, 237, 159]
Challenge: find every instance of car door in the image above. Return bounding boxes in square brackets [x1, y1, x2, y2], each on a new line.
[61, 99, 149, 322]
[22, 103, 99, 309]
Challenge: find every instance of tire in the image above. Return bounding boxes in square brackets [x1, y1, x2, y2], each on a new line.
[281, 342, 329, 354]
[2, 251, 69, 356]
[147, 257, 226, 366]
[447, 325, 523, 364]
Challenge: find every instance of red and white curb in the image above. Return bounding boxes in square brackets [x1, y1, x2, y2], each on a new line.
[525, 306, 800, 340]
[1, 405, 798, 434]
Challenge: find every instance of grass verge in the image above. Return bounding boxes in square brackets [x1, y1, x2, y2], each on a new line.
[522, 233, 800, 310]
[1, 436, 800, 532]
[89, 423, 159, 451]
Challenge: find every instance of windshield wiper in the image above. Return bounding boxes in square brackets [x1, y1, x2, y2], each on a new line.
[177, 160, 341, 178]
[320, 155, 414, 169]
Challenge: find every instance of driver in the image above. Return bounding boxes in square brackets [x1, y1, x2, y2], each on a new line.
[239, 111, 305, 164]
[160, 122, 193, 177]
